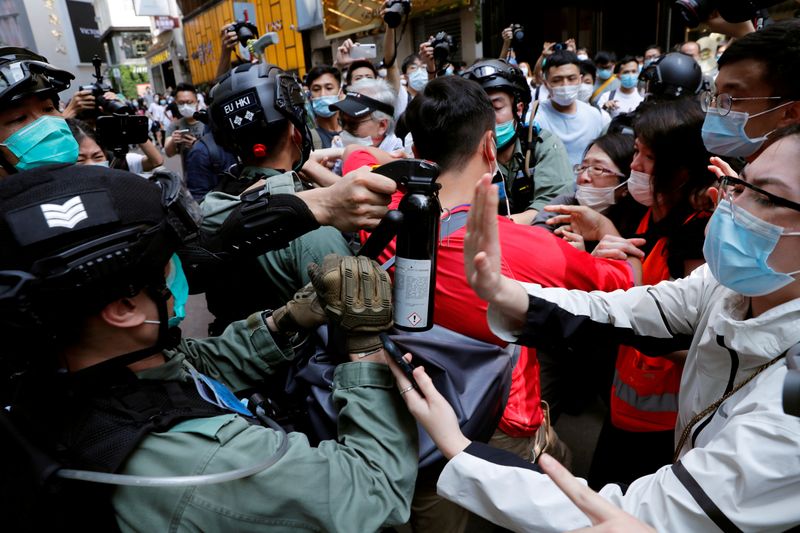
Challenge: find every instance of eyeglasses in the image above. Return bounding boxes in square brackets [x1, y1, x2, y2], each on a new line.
[338, 115, 373, 130]
[573, 164, 625, 179]
[720, 175, 800, 214]
[701, 91, 784, 117]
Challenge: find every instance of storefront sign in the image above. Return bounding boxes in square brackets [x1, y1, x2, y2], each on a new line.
[65, 0, 101, 63]
[148, 49, 171, 66]
[154, 16, 180, 30]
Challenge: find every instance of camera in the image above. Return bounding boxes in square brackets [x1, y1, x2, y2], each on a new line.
[384, 0, 411, 29]
[79, 56, 131, 115]
[552, 42, 568, 52]
[509, 24, 524, 44]
[672, 0, 784, 27]
[229, 20, 259, 46]
[430, 31, 455, 66]
[95, 114, 149, 152]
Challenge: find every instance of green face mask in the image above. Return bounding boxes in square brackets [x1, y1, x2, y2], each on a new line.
[0, 115, 79, 171]
[495, 119, 516, 149]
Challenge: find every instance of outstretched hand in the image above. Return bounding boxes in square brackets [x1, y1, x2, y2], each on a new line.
[539, 453, 656, 533]
[544, 204, 620, 242]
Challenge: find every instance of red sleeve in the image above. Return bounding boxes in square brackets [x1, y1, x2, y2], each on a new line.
[342, 149, 379, 175]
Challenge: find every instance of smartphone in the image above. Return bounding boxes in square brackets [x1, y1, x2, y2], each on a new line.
[380, 333, 423, 396]
[350, 43, 377, 60]
[174, 129, 190, 134]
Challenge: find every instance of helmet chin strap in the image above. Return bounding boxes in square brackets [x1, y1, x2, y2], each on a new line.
[70, 285, 181, 382]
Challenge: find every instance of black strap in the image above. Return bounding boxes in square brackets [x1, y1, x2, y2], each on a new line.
[382, 210, 468, 270]
[671, 461, 743, 533]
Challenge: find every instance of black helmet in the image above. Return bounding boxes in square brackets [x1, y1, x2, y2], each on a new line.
[461, 59, 532, 113]
[209, 62, 311, 168]
[0, 47, 74, 108]
[0, 164, 198, 343]
[640, 52, 703, 100]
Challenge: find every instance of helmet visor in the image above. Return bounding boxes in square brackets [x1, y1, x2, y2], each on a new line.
[0, 60, 73, 105]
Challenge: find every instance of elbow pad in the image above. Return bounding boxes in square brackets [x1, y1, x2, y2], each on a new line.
[210, 191, 320, 256]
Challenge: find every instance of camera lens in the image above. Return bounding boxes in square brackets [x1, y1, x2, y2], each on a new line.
[101, 97, 131, 115]
[672, 0, 712, 27]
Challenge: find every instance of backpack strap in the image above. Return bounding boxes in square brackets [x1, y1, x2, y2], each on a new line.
[523, 100, 542, 178]
[382, 210, 469, 270]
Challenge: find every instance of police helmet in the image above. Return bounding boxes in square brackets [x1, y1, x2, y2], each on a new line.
[0, 47, 74, 109]
[0, 164, 198, 339]
[209, 62, 311, 167]
[640, 52, 704, 100]
[461, 59, 532, 115]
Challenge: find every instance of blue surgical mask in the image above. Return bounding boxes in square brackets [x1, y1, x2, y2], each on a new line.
[0, 115, 79, 171]
[701, 105, 790, 158]
[166, 254, 188, 327]
[597, 68, 613, 80]
[619, 73, 638, 89]
[495, 119, 516, 149]
[444, 66, 454, 76]
[312, 95, 338, 118]
[145, 254, 189, 328]
[703, 199, 800, 296]
[409, 69, 428, 92]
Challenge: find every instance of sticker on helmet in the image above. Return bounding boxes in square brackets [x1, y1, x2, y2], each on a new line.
[221, 90, 262, 129]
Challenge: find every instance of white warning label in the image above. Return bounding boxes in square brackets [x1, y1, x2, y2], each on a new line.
[394, 257, 431, 328]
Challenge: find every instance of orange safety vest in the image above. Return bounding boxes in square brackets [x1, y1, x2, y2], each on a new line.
[610, 210, 706, 432]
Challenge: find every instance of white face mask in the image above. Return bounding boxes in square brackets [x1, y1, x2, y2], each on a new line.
[577, 54, 589, 61]
[627, 169, 653, 206]
[550, 84, 580, 107]
[339, 130, 375, 147]
[178, 103, 197, 118]
[575, 182, 625, 213]
[577, 83, 594, 102]
[520, 66, 529, 77]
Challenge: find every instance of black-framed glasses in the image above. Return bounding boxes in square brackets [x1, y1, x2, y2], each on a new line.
[720, 175, 800, 213]
[701, 91, 784, 117]
[337, 115, 373, 130]
[573, 164, 625, 179]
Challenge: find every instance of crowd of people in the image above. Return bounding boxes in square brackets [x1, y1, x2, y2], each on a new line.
[1, 1, 799, 530]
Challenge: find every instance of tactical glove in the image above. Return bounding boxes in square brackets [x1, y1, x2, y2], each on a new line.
[271, 282, 327, 335]
[308, 254, 393, 353]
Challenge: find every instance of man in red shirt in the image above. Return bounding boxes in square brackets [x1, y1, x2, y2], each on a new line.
[350, 76, 634, 531]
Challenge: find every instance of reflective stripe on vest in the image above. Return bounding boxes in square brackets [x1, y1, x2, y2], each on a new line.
[612, 369, 679, 412]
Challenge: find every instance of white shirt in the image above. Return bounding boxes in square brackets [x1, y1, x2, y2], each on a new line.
[596, 88, 644, 118]
[533, 100, 605, 167]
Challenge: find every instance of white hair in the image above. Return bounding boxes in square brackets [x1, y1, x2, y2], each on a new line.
[350, 77, 396, 130]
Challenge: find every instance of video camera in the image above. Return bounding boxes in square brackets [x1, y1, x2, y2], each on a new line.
[80, 55, 148, 155]
[509, 24, 524, 44]
[384, 0, 411, 29]
[229, 20, 259, 46]
[672, 0, 784, 27]
[430, 31, 455, 68]
[79, 55, 130, 115]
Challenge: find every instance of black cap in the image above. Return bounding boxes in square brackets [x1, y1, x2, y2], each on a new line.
[329, 91, 394, 118]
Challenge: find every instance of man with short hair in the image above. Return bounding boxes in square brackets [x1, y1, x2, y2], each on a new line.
[165, 82, 205, 162]
[0, 164, 418, 531]
[643, 45, 662, 67]
[0, 47, 77, 176]
[306, 65, 343, 148]
[461, 59, 574, 224]
[591, 51, 620, 104]
[702, 19, 800, 162]
[679, 40, 701, 62]
[597, 55, 644, 118]
[536, 51, 607, 167]
[352, 75, 634, 531]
